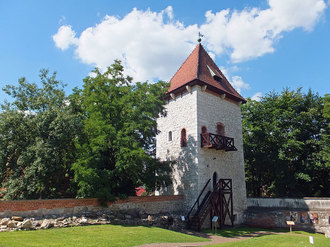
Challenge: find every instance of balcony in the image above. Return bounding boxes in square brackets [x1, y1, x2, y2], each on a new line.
[201, 133, 237, 151]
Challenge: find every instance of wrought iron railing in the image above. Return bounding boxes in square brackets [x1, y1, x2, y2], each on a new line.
[201, 133, 237, 151]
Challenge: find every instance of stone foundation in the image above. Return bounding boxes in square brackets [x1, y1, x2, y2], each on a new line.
[0, 211, 185, 232]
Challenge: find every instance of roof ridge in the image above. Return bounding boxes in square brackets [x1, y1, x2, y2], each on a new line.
[196, 43, 201, 79]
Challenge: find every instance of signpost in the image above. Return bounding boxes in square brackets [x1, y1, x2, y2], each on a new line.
[212, 216, 218, 234]
[286, 221, 295, 233]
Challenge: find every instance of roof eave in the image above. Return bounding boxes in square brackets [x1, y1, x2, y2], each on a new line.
[167, 80, 247, 104]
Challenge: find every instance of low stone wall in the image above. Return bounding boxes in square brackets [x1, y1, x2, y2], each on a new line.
[0, 195, 184, 218]
[247, 197, 330, 210]
[245, 197, 330, 234]
[0, 208, 185, 232]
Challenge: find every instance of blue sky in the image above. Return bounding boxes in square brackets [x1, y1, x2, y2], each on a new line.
[0, 0, 329, 103]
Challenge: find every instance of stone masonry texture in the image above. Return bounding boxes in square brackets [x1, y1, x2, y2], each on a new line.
[156, 85, 247, 224]
[245, 198, 330, 234]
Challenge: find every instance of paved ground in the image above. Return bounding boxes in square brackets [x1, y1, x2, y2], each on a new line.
[136, 230, 283, 247]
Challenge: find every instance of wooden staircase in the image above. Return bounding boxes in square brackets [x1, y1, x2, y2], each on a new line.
[186, 178, 234, 231]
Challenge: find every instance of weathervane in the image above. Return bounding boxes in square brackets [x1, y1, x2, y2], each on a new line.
[198, 32, 204, 43]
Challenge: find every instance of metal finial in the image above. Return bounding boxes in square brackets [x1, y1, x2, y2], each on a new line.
[198, 32, 204, 43]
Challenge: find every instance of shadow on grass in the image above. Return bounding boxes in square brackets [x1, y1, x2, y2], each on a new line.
[120, 224, 289, 240]
[118, 224, 214, 242]
[120, 224, 213, 241]
[202, 226, 287, 238]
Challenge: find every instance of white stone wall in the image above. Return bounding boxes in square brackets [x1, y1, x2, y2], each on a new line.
[156, 87, 199, 210]
[156, 85, 247, 223]
[196, 86, 247, 223]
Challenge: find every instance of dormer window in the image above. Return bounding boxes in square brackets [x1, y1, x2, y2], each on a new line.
[181, 128, 187, 147]
[207, 65, 222, 82]
[213, 75, 222, 82]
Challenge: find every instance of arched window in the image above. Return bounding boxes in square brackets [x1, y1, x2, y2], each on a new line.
[216, 122, 225, 136]
[181, 128, 187, 147]
[168, 131, 172, 141]
[201, 126, 210, 146]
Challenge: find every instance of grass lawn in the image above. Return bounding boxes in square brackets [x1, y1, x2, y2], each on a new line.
[205, 227, 329, 247]
[0, 225, 328, 247]
[203, 226, 285, 237]
[0, 225, 209, 247]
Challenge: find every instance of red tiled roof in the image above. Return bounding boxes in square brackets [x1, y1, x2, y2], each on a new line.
[169, 44, 246, 103]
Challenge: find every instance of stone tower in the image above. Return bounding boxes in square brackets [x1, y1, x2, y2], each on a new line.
[156, 43, 247, 224]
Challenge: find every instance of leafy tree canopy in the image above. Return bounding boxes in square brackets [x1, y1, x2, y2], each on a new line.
[72, 60, 171, 201]
[242, 88, 329, 197]
[0, 70, 82, 199]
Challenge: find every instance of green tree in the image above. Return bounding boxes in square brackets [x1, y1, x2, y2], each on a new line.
[0, 70, 82, 199]
[242, 88, 329, 197]
[72, 61, 171, 201]
[319, 94, 330, 190]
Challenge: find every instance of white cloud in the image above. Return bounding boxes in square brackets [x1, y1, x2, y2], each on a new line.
[201, 0, 326, 62]
[63, 7, 198, 81]
[52, 25, 78, 51]
[53, 0, 327, 81]
[220, 66, 249, 94]
[58, 16, 66, 25]
[88, 71, 97, 78]
[231, 76, 250, 94]
[17, 110, 36, 116]
[251, 92, 263, 101]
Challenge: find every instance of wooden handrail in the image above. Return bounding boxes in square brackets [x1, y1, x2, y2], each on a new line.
[187, 178, 234, 231]
[201, 133, 237, 151]
[188, 179, 221, 231]
[186, 179, 211, 221]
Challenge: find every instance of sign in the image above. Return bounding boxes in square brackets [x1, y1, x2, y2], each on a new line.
[211, 216, 218, 234]
[286, 221, 295, 225]
[286, 221, 295, 233]
[309, 236, 314, 245]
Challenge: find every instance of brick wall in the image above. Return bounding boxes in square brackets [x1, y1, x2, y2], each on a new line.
[0, 195, 184, 218]
[0, 198, 99, 212]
